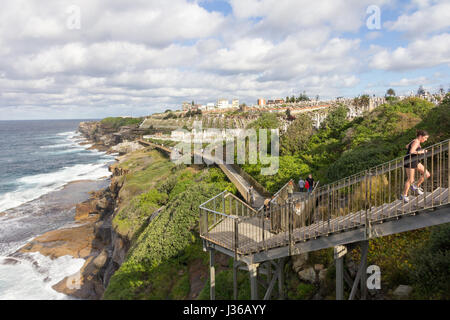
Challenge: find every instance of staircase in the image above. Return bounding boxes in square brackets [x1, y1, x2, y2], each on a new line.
[200, 139, 450, 258]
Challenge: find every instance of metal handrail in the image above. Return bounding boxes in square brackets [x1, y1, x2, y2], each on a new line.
[200, 138, 450, 256]
[313, 139, 450, 198]
[270, 179, 293, 204]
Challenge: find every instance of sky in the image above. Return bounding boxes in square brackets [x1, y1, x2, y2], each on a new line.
[0, 0, 450, 120]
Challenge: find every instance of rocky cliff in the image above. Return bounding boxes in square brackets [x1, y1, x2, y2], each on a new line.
[20, 121, 147, 299]
[78, 120, 147, 152]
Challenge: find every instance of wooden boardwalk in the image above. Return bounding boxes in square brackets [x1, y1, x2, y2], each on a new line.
[138, 139, 265, 208]
[200, 138, 450, 300]
[203, 187, 449, 255]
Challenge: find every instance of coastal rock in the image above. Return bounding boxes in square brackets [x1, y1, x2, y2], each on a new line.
[110, 141, 144, 155]
[75, 201, 98, 221]
[112, 237, 127, 265]
[93, 250, 109, 269]
[292, 253, 309, 273]
[393, 285, 413, 299]
[298, 267, 317, 283]
[52, 256, 105, 300]
[19, 219, 103, 259]
[314, 264, 324, 271]
[318, 269, 328, 282]
[1, 258, 20, 265]
[96, 196, 111, 212]
[94, 220, 112, 244]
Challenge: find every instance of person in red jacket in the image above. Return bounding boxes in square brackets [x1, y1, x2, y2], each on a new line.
[304, 180, 309, 192]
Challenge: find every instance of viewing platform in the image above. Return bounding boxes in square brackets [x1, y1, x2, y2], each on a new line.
[199, 139, 450, 300]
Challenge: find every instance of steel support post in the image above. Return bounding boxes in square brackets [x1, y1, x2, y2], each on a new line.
[249, 263, 259, 300]
[278, 258, 285, 300]
[233, 260, 239, 300]
[334, 245, 347, 300]
[209, 249, 215, 300]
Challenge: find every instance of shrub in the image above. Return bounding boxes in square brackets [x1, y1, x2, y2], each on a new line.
[410, 224, 450, 299]
[101, 117, 143, 129]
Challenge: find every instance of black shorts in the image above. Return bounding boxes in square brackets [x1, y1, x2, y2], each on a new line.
[404, 155, 419, 169]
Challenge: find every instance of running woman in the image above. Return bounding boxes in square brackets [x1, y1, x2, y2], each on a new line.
[400, 130, 430, 202]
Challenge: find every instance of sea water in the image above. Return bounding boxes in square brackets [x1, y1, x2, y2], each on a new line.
[0, 120, 115, 299]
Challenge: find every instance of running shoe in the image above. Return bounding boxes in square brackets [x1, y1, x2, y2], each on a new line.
[400, 195, 410, 203]
[410, 184, 424, 195]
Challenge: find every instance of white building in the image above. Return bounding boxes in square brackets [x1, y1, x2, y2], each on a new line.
[231, 99, 239, 108]
[217, 99, 229, 109]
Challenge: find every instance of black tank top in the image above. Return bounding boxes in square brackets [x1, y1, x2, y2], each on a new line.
[406, 139, 421, 156]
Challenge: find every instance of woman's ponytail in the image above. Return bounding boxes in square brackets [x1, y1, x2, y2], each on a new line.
[416, 130, 429, 137]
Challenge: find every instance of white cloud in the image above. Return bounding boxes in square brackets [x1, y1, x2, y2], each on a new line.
[385, 1, 450, 35]
[0, 0, 449, 119]
[389, 76, 428, 87]
[370, 33, 450, 70]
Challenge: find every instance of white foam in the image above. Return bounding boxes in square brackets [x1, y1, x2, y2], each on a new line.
[56, 131, 76, 137]
[0, 129, 113, 212]
[40, 143, 74, 149]
[0, 162, 111, 212]
[0, 252, 85, 300]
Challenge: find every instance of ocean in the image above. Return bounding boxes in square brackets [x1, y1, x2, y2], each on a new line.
[0, 120, 115, 299]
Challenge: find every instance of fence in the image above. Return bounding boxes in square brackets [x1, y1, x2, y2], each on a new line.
[200, 139, 450, 255]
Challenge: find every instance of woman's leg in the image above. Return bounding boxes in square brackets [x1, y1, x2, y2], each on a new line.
[402, 168, 415, 196]
[415, 163, 431, 187]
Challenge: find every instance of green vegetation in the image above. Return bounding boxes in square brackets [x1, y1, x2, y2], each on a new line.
[247, 112, 280, 130]
[243, 96, 449, 190]
[280, 114, 314, 156]
[240, 95, 450, 299]
[113, 150, 175, 216]
[102, 95, 450, 300]
[104, 155, 235, 299]
[101, 117, 143, 129]
[410, 224, 450, 299]
[197, 269, 251, 300]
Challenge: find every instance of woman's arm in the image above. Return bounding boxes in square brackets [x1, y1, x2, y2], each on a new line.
[409, 140, 425, 155]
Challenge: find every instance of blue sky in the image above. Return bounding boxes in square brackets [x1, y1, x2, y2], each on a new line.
[0, 0, 449, 119]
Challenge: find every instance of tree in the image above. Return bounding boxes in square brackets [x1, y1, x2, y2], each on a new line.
[354, 94, 370, 108]
[298, 92, 310, 102]
[386, 88, 396, 97]
[280, 114, 314, 155]
[321, 104, 349, 136]
[417, 85, 425, 96]
[290, 95, 296, 103]
[191, 100, 195, 106]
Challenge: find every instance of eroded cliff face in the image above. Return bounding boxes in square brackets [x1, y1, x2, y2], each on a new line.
[26, 122, 141, 299]
[39, 159, 131, 299]
[78, 121, 146, 152]
[78, 121, 120, 151]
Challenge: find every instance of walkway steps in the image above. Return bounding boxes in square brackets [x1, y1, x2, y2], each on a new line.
[205, 187, 449, 255]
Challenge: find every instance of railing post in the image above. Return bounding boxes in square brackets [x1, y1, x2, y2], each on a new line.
[234, 219, 239, 260]
[209, 249, 215, 300]
[288, 200, 293, 256]
[203, 209, 208, 235]
[365, 170, 369, 238]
